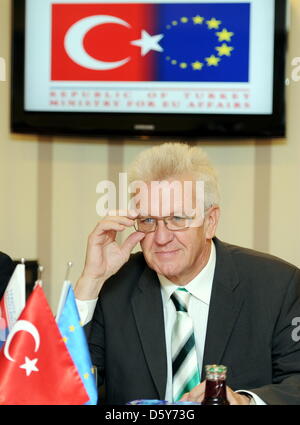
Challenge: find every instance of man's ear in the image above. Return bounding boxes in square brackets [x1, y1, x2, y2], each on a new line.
[204, 206, 220, 239]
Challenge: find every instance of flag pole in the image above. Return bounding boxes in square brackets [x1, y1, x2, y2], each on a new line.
[34, 265, 44, 289]
[56, 261, 73, 322]
[65, 261, 73, 282]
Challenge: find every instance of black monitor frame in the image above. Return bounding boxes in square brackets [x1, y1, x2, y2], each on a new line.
[11, 0, 287, 139]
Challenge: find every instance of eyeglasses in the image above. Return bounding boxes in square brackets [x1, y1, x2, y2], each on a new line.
[134, 216, 198, 233]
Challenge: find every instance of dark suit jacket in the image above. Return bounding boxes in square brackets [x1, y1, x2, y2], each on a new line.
[0, 252, 15, 300]
[88, 237, 300, 405]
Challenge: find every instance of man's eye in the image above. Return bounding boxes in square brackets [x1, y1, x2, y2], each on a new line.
[172, 216, 185, 221]
[141, 218, 155, 224]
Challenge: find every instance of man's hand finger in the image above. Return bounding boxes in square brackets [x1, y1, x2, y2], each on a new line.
[226, 387, 251, 405]
[99, 216, 135, 229]
[89, 218, 135, 241]
[88, 222, 125, 244]
[179, 393, 190, 402]
[179, 381, 206, 403]
[121, 232, 145, 257]
[226, 387, 238, 405]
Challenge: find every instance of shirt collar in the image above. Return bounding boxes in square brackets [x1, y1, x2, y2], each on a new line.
[158, 240, 216, 306]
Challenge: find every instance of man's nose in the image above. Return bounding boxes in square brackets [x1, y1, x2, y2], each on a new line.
[153, 220, 174, 245]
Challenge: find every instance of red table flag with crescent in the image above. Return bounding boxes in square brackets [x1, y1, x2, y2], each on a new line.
[0, 284, 89, 405]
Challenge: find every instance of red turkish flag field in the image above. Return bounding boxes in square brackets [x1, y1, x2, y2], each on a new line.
[0, 285, 89, 405]
[51, 3, 155, 81]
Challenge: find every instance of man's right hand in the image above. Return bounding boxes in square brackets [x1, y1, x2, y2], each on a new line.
[74, 211, 145, 300]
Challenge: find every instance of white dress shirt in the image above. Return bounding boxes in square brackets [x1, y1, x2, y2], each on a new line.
[158, 241, 216, 401]
[76, 241, 266, 405]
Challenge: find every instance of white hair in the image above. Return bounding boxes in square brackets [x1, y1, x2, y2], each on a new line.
[127, 142, 220, 210]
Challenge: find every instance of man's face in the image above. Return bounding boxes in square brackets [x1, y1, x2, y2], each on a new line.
[137, 176, 219, 285]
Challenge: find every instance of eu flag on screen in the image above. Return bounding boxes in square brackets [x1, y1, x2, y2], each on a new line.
[156, 3, 250, 82]
[57, 284, 98, 405]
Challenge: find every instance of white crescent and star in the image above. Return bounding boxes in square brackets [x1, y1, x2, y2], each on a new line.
[64, 15, 164, 70]
[4, 320, 40, 377]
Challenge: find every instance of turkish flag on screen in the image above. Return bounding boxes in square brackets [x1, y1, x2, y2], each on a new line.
[51, 3, 155, 81]
[0, 285, 89, 405]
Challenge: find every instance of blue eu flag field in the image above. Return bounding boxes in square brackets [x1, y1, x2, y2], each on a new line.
[57, 283, 98, 405]
[156, 3, 250, 82]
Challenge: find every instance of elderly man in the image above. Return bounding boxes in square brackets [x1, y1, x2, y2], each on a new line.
[75, 143, 300, 405]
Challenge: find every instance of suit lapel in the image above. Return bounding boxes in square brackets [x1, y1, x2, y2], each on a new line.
[131, 266, 167, 399]
[201, 238, 245, 380]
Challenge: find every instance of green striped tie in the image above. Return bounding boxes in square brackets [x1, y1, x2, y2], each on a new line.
[171, 288, 200, 402]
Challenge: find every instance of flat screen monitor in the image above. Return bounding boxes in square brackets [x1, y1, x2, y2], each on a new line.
[11, 0, 287, 138]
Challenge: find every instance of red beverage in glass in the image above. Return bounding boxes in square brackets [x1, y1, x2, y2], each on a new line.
[202, 365, 229, 405]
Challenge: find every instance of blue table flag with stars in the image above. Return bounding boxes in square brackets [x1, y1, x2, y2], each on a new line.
[156, 2, 250, 82]
[57, 283, 98, 405]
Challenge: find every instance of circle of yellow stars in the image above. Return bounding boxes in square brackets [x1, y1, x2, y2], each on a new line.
[164, 15, 235, 71]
